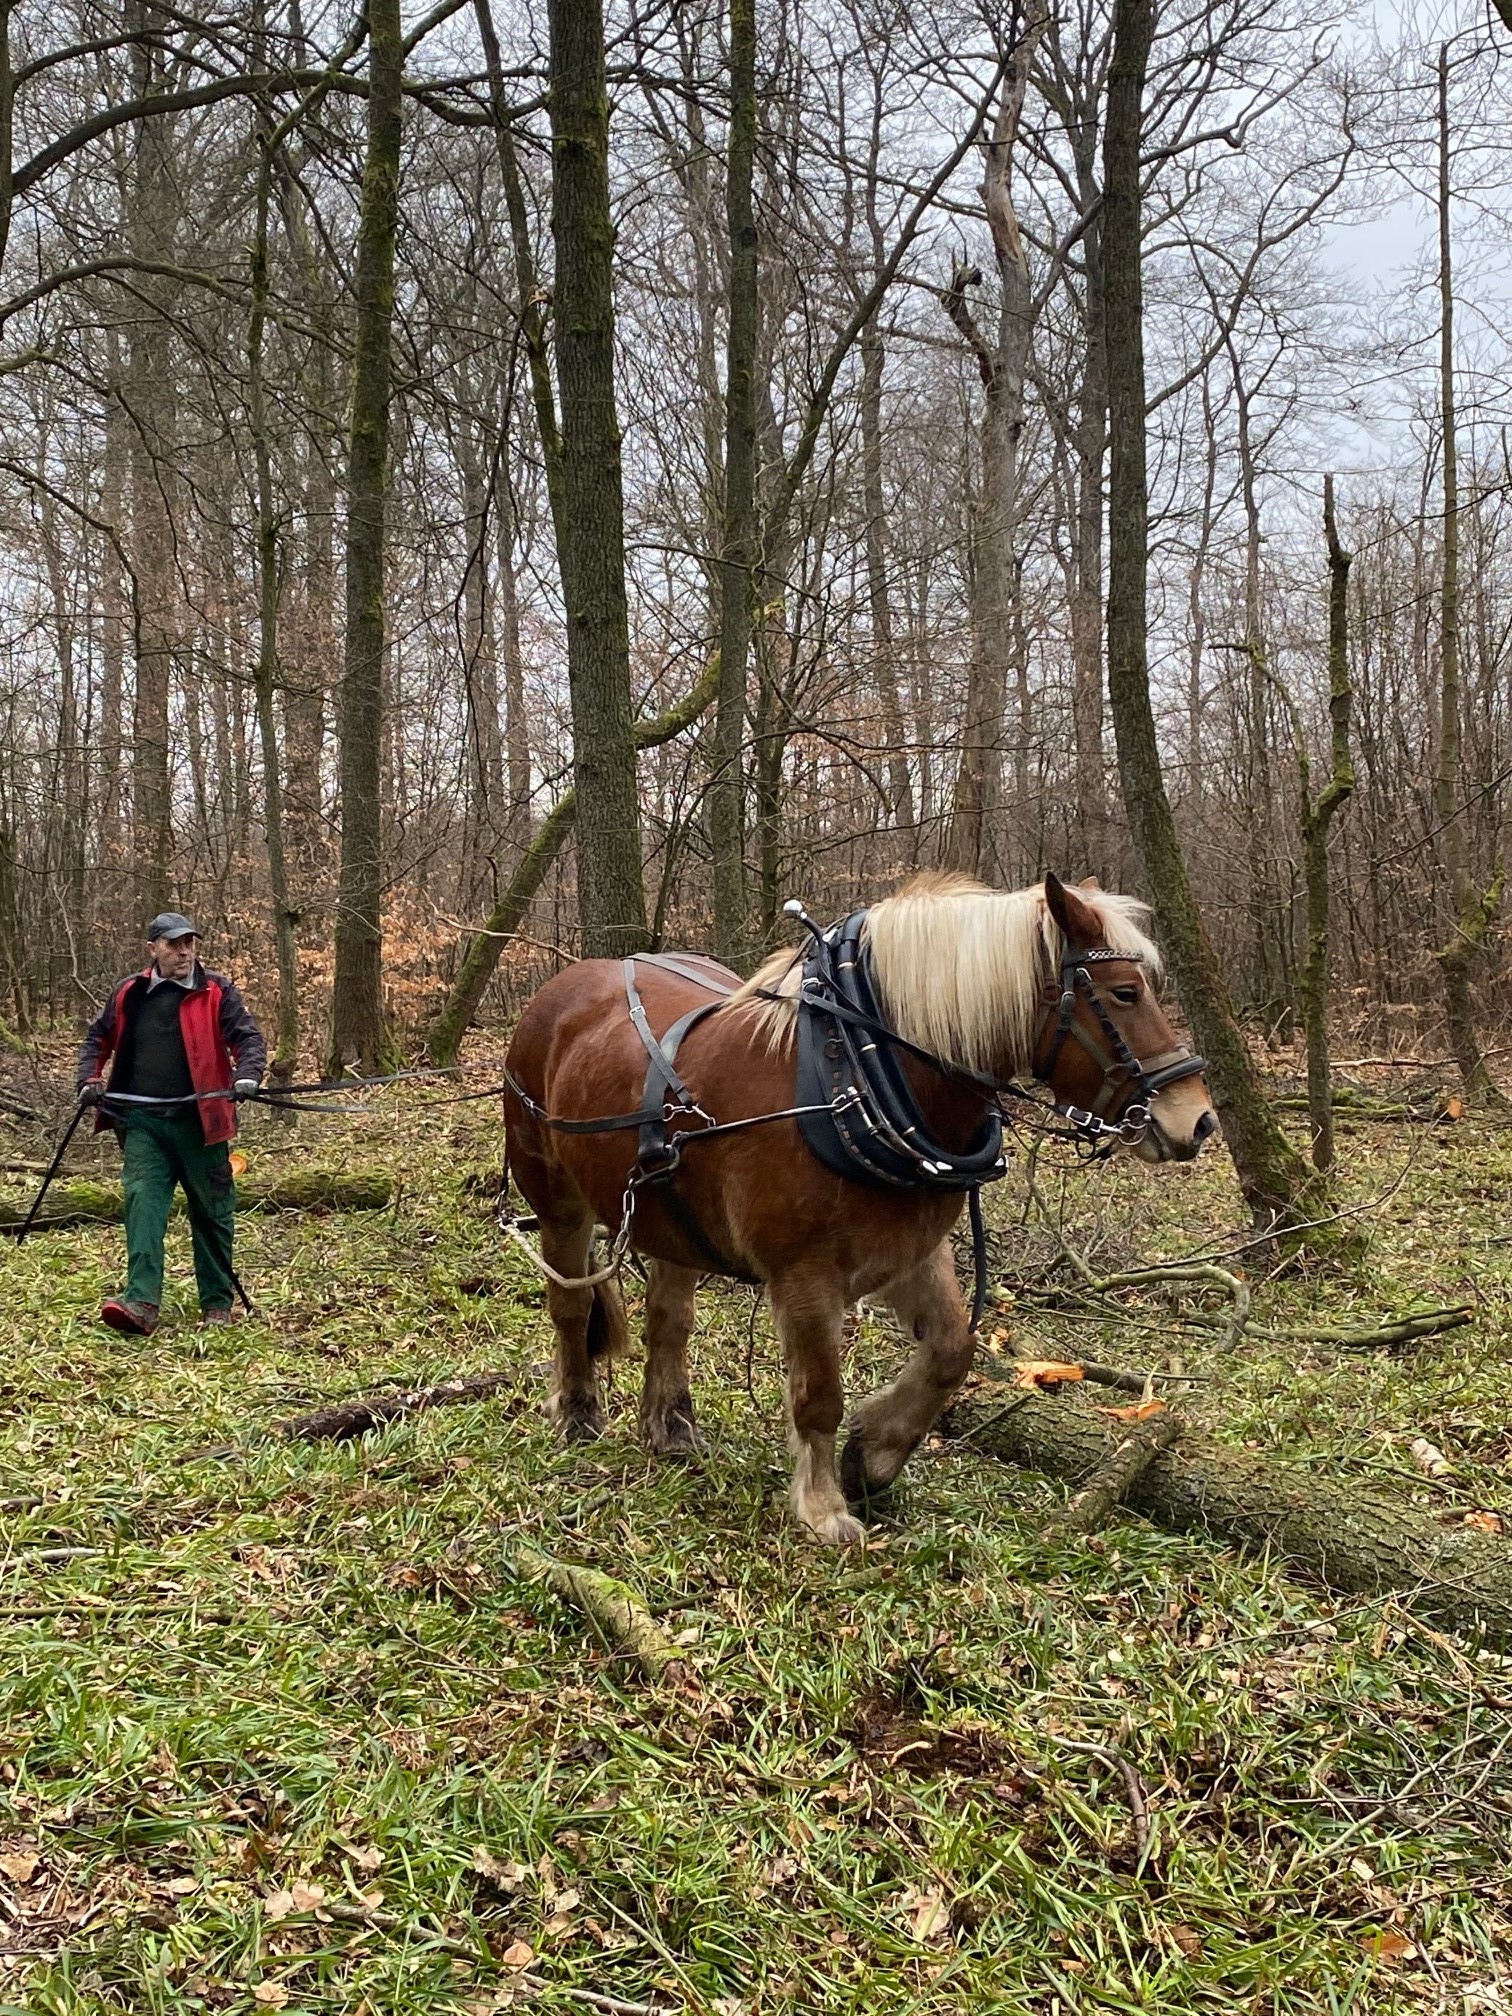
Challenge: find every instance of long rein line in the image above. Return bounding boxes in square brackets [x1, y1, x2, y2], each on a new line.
[4, 1062, 515, 1241]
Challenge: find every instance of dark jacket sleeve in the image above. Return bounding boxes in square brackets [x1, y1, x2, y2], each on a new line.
[218, 976, 268, 1084]
[77, 988, 122, 1092]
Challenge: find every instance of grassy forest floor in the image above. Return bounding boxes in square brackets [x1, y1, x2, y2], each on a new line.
[2, 1074, 1511, 2015]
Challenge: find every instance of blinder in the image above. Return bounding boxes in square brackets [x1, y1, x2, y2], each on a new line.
[1031, 942, 1208, 1156]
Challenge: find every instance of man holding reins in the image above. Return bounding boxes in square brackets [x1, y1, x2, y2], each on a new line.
[76, 913, 267, 1336]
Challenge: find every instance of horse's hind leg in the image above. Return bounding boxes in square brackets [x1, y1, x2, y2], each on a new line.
[640, 1259, 701, 1457]
[841, 1242, 973, 1506]
[769, 1271, 865, 1546]
[540, 1212, 609, 1441]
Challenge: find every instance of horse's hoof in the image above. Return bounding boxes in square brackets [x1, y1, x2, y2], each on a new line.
[840, 1427, 892, 1512]
[551, 1404, 605, 1444]
[808, 1508, 867, 1547]
[644, 1409, 704, 1460]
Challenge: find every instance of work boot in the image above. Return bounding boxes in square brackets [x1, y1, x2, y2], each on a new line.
[101, 1299, 159, 1337]
[200, 1306, 236, 1326]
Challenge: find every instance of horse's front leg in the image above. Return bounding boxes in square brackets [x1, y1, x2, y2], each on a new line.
[841, 1242, 974, 1507]
[768, 1272, 866, 1546]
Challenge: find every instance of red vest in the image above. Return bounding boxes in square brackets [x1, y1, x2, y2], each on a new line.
[95, 970, 238, 1144]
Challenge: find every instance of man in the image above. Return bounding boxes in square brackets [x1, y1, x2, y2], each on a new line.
[76, 913, 267, 1336]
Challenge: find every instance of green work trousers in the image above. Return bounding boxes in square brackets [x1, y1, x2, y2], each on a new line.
[119, 1108, 237, 1312]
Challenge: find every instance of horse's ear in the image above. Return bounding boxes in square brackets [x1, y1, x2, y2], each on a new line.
[1077, 875, 1102, 892]
[1044, 871, 1103, 946]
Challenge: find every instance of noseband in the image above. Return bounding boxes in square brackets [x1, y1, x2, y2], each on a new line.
[1031, 943, 1208, 1157]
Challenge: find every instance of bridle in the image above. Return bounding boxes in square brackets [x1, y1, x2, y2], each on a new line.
[1025, 941, 1208, 1160]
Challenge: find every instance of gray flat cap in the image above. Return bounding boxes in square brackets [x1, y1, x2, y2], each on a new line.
[146, 912, 199, 941]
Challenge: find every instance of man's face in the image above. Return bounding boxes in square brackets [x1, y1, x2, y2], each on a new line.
[151, 933, 198, 981]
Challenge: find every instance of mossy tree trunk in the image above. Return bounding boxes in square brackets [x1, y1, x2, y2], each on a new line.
[546, 0, 648, 959]
[953, 1393, 1512, 1649]
[329, 0, 402, 1074]
[1101, 0, 1333, 1242]
[1297, 476, 1355, 1170]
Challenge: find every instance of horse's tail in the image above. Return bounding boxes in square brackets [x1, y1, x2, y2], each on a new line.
[586, 1274, 631, 1361]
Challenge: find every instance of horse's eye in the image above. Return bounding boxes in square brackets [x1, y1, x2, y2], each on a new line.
[1112, 985, 1140, 1006]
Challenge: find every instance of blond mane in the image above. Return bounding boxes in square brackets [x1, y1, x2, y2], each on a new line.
[730, 872, 1161, 1074]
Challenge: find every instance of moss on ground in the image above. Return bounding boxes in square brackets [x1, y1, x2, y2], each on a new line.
[2, 1087, 1509, 2013]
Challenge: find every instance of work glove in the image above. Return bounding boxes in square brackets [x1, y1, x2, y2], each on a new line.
[233, 1079, 262, 1100]
[78, 1079, 104, 1109]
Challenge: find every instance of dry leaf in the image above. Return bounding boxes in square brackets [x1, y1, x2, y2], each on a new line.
[162, 1875, 199, 1896]
[1094, 1398, 1166, 1421]
[1463, 1510, 1504, 1534]
[1012, 1360, 1084, 1391]
[1363, 1927, 1417, 1962]
[500, 1939, 535, 1970]
[1167, 1923, 1203, 1959]
[347, 1842, 384, 1873]
[0, 1849, 39, 1884]
[473, 1847, 527, 1891]
[252, 1985, 290, 2009]
[900, 1885, 950, 1945]
[263, 1889, 295, 1922]
[1442, 1096, 1465, 1122]
[1408, 1437, 1452, 1478]
[289, 1879, 326, 1914]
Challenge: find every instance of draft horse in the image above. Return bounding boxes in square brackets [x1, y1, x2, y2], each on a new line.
[503, 873, 1218, 1544]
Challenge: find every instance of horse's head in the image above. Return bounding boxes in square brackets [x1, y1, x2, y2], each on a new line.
[1037, 874, 1219, 1164]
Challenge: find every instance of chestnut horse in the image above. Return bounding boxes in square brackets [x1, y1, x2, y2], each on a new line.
[503, 873, 1217, 1544]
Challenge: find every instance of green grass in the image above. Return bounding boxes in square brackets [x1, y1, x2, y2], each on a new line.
[2, 1093, 1510, 2013]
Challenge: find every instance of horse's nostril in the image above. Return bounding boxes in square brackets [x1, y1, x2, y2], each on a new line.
[1193, 1109, 1219, 1148]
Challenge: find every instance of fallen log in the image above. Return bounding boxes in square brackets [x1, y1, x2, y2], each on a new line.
[284, 1371, 515, 1442]
[512, 1542, 682, 1683]
[0, 1168, 392, 1230]
[949, 1392, 1512, 1649]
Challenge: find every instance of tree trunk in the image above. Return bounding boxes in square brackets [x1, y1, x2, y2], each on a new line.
[99, 340, 128, 885]
[329, 0, 402, 1074]
[710, 0, 758, 968]
[496, 460, 532, 852]
[1298, 476, 1355, 1171]
[1069, 128, 1109, 873]
[941, 16, 1045, 881]
[860, 333, 914, 839]
[951, 1393, 1512, 1650]
[547, 0, 648, 958]
[248, 130, 300, 1089]
[1101, 0, 1333, 1243]
[1, 1168, 393, 1230]
[1432, 44, 1504, 1106]
[124, 5, 179, 920]
[458, 420, 506, 890]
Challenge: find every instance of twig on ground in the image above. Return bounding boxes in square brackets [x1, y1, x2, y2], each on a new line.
[1040, 1734, 1152, 1866]
[283, 1372, 516, 1442]
[1042, 1414, 1182, 1539]
[512, 1542, 683, 1683]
